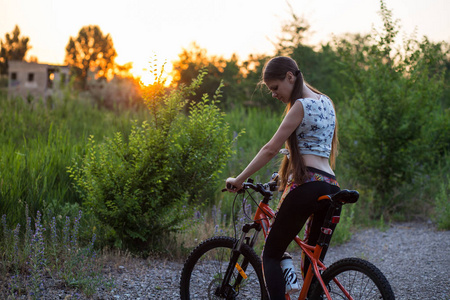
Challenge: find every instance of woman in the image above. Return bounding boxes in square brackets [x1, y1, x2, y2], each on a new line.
[226, 56, 340, 299]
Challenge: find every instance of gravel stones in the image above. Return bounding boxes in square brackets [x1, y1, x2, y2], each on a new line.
[320, 222, 450, 300]
[7, 222, 448, 299]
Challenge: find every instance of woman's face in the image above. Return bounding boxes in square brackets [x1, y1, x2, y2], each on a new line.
[265, 72, 295, 104]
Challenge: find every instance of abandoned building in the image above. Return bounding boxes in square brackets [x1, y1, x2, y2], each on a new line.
[8, 60, 70, 100]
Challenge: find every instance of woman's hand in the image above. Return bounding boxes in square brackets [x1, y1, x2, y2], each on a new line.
[225, 177, 244, 192]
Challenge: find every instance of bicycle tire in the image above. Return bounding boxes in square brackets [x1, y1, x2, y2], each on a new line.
[309, 257, 395, 300]
[180, 236, 268, 300]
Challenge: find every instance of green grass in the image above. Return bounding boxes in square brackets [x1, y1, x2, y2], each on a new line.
[0, 91, 149, 227]
[216, 106, 283, 215]
[224, 105, 283, 180]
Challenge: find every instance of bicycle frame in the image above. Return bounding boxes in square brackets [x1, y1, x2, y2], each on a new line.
[181, 180, 373, 300]
[242, 199, 341, 300]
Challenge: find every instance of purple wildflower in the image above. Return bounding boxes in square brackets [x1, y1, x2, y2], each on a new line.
[13, 223, 21, 264]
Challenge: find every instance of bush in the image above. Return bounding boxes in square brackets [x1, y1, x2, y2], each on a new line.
[434, 163, 450, 230]
[68, 71, 234, 251]
[336, 1, 448, 217]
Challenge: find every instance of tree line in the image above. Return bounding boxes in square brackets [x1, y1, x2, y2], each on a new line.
[2, 12, 448, 113]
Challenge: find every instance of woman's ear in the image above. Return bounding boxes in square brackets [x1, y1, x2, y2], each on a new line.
[287, 71, 295, 83]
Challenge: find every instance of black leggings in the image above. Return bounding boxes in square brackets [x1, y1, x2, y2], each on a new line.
[262, 177, 340, 299]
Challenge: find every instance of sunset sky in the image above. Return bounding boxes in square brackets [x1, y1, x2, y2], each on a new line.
[1, 0, 449, 84]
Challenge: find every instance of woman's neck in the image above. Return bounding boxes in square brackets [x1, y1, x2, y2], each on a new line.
[302, 84, 321, 100]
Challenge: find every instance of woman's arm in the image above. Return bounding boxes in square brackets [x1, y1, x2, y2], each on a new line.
[226, 100, 304, 191]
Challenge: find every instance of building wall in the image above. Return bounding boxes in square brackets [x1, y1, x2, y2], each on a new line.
[8, 61, 69, 100]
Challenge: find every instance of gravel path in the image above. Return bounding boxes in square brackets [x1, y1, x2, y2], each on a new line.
[12, 222, 450, 299]
[320, 222, 450, 300]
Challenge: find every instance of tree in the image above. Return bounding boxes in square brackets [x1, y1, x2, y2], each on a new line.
[337, 0, 448, 217]
[171, 43, 274, 110]
[273, 3, 311, 56]
[171, 42, 223, 104]
[64, 25, 117, 89]
[0, 25, 31, 75]
[270, 8, 345, 104]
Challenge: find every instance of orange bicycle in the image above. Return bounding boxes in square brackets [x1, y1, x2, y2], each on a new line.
[180, 175, 395, 299]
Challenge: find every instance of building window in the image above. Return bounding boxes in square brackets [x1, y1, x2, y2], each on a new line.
[11, 72, 17, 80]
[28, 73, 34, 82]
[47, 69, 55, 89]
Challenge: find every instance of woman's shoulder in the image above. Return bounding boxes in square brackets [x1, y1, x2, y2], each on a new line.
[296, 97, 320, 108]
[297, 95, 332, 106]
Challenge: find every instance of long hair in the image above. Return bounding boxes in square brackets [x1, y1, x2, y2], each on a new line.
[262, 56, 338, 187]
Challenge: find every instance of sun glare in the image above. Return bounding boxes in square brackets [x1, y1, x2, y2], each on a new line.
[131, 60, 173, 87]
[138, 72, 157, 86]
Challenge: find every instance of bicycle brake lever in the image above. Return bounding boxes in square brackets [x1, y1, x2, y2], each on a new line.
[223, 183, 245, 193]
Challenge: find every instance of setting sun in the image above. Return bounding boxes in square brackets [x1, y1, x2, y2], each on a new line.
[132, 60, 173, 86]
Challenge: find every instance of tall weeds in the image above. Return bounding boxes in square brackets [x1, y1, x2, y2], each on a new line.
[0, 206, 110, 298]
[0, 91, 149, 228]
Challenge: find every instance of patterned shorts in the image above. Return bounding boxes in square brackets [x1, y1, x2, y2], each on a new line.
[277, 171, 339, 211]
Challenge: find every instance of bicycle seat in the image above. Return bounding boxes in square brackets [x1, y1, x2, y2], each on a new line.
[318, 189, 359, 204]
[332, 189, 359, 204]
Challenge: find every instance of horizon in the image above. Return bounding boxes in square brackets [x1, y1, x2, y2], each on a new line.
[2, 0, 449, 85]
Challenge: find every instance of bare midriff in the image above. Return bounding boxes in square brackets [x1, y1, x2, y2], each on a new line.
[303, 154, 334, 175]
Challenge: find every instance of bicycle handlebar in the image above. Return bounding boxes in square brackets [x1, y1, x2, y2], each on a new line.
[222, 177, 278, 197]
[223, 174, 359, 206]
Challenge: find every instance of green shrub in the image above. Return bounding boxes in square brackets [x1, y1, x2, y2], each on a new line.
[435, 168, 450, 230]
[336, 1, 448, 217]
[68, 71, 234, 251]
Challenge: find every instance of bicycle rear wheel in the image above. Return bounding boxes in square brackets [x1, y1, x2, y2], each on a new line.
[180, 236, 268, 299]
[310, 257, 395, 300]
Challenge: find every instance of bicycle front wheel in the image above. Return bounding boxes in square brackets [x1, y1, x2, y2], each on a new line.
[310, 257, 395, 300]
[180, 236, 268, 299]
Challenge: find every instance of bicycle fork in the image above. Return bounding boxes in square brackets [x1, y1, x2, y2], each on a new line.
[216, 222, 262, 298]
